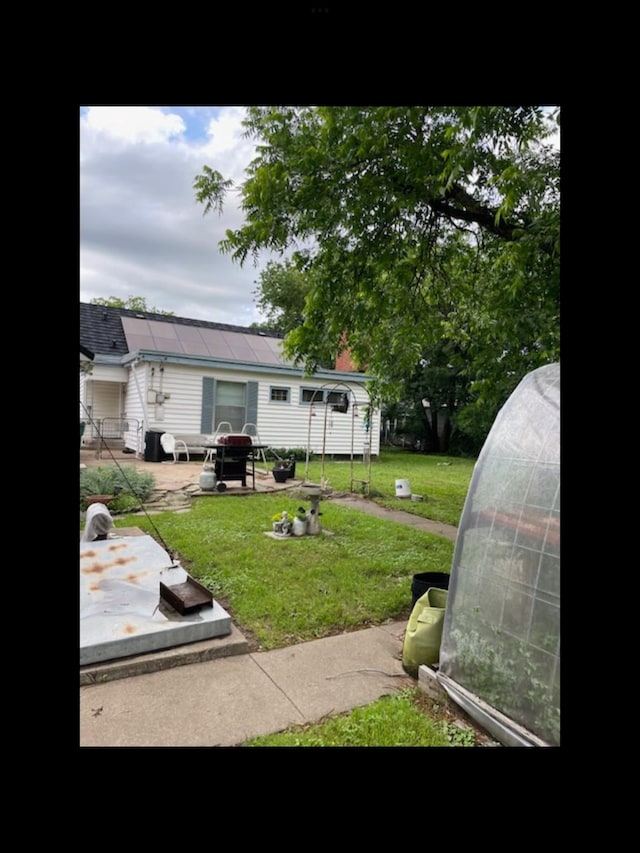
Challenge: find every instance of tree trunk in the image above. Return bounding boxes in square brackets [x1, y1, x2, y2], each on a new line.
[419, 406, 437, 451]
[439, 409, 452, 453]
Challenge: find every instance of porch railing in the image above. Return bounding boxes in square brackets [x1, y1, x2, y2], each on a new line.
[81, 418, 142, 458]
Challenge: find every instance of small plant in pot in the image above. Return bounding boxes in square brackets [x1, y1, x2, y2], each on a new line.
[292, 507, 307, 536]
[272, 466, 289, 483]
[271, 452, 295, 482]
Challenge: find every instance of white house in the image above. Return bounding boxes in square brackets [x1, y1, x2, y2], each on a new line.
[80, 302, 380, 461]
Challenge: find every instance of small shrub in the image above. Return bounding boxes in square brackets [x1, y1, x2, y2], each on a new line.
[268, 447, 309, 462]
[108, 492, 144, 514]
[80, 466, 155, 510]
[80, 466, 121, 498]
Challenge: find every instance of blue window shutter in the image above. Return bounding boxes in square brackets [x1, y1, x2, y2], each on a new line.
[247, 381, 258, 425]
[201, 377, 215, 433]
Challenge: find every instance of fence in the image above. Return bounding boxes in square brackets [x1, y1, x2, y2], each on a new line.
[81, 418, 142, 458]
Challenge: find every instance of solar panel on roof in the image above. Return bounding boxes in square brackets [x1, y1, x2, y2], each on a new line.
[121, 316, 288, 365]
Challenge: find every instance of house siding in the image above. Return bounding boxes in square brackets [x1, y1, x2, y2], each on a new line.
[257, 377, 377, 455]
[118, 362, 379, 456]
[80, 303, 381, 458]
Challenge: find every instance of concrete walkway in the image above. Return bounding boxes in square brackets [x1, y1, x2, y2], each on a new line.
[80, 620, 412, 747]
[327, 494, 458, 542]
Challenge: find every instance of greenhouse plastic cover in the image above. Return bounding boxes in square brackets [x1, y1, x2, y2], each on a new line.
[438, 363, 560, 746]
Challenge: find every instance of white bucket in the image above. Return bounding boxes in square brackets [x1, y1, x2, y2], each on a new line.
[395, 478, 411, 498]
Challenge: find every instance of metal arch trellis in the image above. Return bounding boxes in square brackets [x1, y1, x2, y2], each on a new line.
[303, 382, 373, 495]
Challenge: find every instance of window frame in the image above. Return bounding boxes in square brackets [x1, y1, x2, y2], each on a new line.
[269, 385, 291, 404]
[299, 387, 347, 407]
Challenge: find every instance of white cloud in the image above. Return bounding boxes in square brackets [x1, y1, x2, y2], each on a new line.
[83, 106, 186, 144]
[80, 106, 273, 325]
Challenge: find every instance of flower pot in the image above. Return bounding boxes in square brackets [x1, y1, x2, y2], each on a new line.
[292, 517, 307, 536]
[272, 468, 289, 483]
[411, 572, 450, 609]
[85, 494, 115, 506]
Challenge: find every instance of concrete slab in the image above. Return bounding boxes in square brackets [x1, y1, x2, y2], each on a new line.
[80, 654, 308, 747]
[80, 448, 301, 494]
[253, 623, 410, 720]
[80, 533, 231, 666]
[80, 624, 250, 685]
[262, 529, 334, 541]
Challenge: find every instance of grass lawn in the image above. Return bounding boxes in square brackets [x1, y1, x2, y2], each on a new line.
[112, 449, 475, 650]
[294, 446, 474, 527]
[241, 686, 478, 747]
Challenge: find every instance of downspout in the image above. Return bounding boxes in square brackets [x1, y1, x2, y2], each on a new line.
[131, 359, 151, 456]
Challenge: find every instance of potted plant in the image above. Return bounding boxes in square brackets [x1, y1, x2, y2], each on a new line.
[272, 466, 290, 483]
[271, 451, 296, 482]
[292, 507, 307, 536]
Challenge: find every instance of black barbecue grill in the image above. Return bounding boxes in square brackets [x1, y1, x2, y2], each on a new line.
[210, 434, 268, 491]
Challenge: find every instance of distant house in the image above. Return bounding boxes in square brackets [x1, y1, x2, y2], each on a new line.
[79, 302, 379, 459]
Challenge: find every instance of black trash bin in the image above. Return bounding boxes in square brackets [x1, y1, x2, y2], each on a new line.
[411, 572, 450, 610]
[144, 430, 169, 462]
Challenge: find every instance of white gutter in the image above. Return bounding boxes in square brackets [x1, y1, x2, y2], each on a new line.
[131, 359, 150, 453]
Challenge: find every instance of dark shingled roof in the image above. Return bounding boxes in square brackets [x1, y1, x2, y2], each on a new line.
[80, 302, 284, 358]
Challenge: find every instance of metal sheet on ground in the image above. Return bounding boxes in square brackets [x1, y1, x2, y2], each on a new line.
[80, 534, 231, 666]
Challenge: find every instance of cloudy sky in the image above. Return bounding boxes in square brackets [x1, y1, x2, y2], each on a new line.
[80, 106, 560, 328]
[80, 105, 278, 326]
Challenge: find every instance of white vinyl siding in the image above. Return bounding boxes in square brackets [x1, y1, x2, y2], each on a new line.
[96, 360, 380, 457]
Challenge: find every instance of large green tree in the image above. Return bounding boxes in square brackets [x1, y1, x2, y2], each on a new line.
[250, 258, 337, 368]
[194, 106, 559, 451]
[250, 259, 307, 333]
[90, 296, 174, 315]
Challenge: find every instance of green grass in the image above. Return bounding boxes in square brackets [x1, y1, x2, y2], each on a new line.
[114, 490, 456, 649]
[87, 449, 473, 651]
[301, 448, 475, 527]
[242, 687, 478, 747]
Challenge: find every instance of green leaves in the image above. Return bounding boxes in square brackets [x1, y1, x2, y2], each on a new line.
[192, 165, 233, 217]
[195, 106, 559, 452]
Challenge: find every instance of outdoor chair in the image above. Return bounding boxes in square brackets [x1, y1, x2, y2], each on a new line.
[211, 421, 234, 446]
[160, 433, 189, 463]
[242, 423, 268, 466]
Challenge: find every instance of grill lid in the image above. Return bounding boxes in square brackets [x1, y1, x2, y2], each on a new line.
[217, 434, 253, 446]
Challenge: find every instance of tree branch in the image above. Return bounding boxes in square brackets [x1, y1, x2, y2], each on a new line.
[430, 184, 523, 241]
